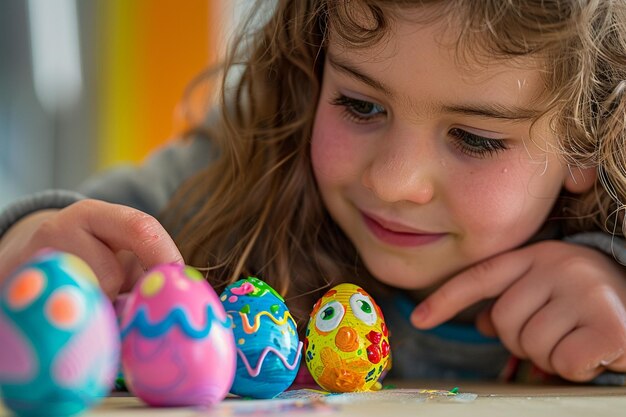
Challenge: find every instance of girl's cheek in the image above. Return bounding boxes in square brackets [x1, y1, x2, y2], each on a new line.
[310, 108, 360, 184]
[449, 160, 560, 246]
[311, 132, 342, 182]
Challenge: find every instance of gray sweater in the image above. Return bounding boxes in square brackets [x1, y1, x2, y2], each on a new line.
[1, 135, 625, 384]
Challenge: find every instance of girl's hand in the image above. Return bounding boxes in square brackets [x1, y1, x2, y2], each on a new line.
[410, 240, 626, 382]
[0, 199, 184, 299]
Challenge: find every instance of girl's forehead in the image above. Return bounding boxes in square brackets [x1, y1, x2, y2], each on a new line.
[326, 1, 551, 69]
[326, 10, 551, 111]
[329, 4, 543, 64]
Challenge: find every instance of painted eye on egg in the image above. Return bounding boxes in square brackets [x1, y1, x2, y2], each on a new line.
[315, 300, 345, 332]
[349, 293, 377, 326]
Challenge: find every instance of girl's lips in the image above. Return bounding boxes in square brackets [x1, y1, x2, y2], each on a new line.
[361, 212, 446, 247]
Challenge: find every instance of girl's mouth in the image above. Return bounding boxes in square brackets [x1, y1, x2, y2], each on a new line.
[361, 212, 446, 247]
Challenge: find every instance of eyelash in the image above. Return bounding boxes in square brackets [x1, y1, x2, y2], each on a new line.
[330, 94, 386, 123]
[330, 93, 509, 158]
[449, 128, 508, 158]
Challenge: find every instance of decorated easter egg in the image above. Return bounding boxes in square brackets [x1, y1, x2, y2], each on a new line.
[220, 277, 302, 398]
[120, 264, 236, 406]
[304, 283, 390, 392]
[0, 250, 119, 417]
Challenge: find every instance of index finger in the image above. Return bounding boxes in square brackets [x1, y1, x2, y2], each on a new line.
[81, 201, 184, 269]
[410, 248, 532, 329]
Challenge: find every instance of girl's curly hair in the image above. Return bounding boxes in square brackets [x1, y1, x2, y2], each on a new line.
[162, 0, 626, 324]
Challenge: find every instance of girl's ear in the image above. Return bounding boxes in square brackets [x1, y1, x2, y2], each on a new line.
[563, 165, 597, 194]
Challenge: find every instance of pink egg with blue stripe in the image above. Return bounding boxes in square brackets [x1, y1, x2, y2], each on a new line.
[120, 264, 236, 406]
[220, 277, 302, 398]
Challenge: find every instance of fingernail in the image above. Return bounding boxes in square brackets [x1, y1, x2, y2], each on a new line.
[412, 303, 429, 324]
[599, 349, 624, 367]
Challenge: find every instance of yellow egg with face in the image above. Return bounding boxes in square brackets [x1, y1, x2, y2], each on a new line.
[304, 283, 390, 392]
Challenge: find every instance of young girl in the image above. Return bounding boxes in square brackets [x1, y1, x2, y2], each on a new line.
[2, 0, 626, 384]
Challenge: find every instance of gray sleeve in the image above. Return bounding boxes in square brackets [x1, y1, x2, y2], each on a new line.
[564, 232, 626, 265]
[78, 136, 216, 215]
[0, 135, 217, 239]
[0, 190, 86, 237]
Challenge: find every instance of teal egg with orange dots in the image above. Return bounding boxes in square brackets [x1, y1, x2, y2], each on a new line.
[220, 277, 302, 398]
[0, 250, 120, 417]
[304, 283, 390, 392]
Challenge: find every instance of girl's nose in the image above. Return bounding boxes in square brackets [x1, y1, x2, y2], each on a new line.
[362, 136, 436, 205]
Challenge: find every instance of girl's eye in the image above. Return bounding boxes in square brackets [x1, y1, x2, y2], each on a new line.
[449, 127, 508, 158]
[331, 94, 386, 123]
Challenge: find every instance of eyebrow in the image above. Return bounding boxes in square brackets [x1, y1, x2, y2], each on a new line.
[441, 103, 542, 122]
[327, 53, 395, 97]
[326, 53, 543, 122]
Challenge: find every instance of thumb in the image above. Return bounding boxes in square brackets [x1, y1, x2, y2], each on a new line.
[116, 250, 152, 294]
[475, 305, 498, 338]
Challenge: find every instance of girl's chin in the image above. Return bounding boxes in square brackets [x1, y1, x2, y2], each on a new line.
[370, 271, 445, 291]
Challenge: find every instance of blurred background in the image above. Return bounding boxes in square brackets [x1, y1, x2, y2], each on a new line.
[0, 0, 257, 210]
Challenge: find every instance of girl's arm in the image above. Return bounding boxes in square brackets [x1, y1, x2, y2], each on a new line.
[410, 238, 626, 383]
[77, 134, 217, 214]
[0, 134, 216, 295]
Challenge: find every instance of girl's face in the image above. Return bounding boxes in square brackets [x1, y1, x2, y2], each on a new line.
[311, 14, 594, 290]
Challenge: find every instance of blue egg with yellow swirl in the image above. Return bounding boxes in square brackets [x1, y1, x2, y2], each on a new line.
[220, 277, 302, 398]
